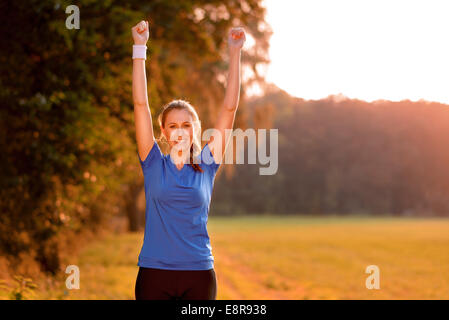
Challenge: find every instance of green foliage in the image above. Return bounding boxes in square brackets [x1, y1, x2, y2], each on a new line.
[0, 276, 38, 300]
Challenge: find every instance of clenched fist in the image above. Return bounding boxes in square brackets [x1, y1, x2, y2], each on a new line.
[228, 27, 246, 51]
[132, 20, 150, 45]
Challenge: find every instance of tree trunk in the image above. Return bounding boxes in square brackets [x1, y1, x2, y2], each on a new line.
[125, 182, 144, 232]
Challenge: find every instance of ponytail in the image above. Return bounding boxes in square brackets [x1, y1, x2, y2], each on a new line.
[189, 143, 204, 173]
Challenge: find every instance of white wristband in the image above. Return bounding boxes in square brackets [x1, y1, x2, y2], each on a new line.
[132, 45, 147, 60]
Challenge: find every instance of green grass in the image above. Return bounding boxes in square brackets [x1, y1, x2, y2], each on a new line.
[3, 215, 449, 299]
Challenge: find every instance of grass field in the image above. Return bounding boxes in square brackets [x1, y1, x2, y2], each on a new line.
[3, 215, 449, 299]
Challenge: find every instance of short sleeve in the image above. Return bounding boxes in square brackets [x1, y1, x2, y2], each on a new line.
[138, 141, 163, 170]
[200, 142, 221, 175]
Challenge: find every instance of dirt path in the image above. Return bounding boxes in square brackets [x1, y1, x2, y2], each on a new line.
[214, 248, 306, 299]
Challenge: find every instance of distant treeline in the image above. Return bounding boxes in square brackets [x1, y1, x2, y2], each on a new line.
[212, 87, 449, 216]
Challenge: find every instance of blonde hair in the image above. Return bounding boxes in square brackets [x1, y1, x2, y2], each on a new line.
[157, 99, 204, 173]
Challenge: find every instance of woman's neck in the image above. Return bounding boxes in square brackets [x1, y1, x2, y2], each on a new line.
[170, 148, 190, 166]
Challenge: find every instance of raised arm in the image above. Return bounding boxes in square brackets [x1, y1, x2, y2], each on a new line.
[132, 20, 155, 161]
[208, 27, 246, 164]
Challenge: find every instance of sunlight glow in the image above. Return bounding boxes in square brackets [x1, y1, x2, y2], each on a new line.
[261, 0, 449, 103]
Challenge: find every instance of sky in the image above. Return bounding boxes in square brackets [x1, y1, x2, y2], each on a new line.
[257, 0, 449, 104]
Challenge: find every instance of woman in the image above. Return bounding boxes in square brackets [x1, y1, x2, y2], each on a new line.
[131, 19, 245, 300]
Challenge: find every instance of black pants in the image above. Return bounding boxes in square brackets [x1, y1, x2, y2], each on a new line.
[135, 266, 217, 300]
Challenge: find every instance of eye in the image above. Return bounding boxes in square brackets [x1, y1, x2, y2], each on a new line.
[184, 123, 191, 127]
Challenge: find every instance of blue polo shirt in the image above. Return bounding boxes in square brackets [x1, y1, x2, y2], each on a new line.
[137, 141, 220, 270]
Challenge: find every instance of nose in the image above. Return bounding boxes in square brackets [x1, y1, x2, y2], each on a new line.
[171, 128, 189, 141]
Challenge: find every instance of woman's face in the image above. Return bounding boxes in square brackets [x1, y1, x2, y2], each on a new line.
[162, 109, 194, 152]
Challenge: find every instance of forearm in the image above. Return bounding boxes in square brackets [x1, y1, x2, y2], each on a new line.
[223, 50, 241, 111]
[132, 58, 149, 106]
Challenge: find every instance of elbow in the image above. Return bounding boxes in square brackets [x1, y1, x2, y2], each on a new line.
[223, 104, 238, 112]
[133, 101, 148, 108]
[223, 96, 240, 112]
